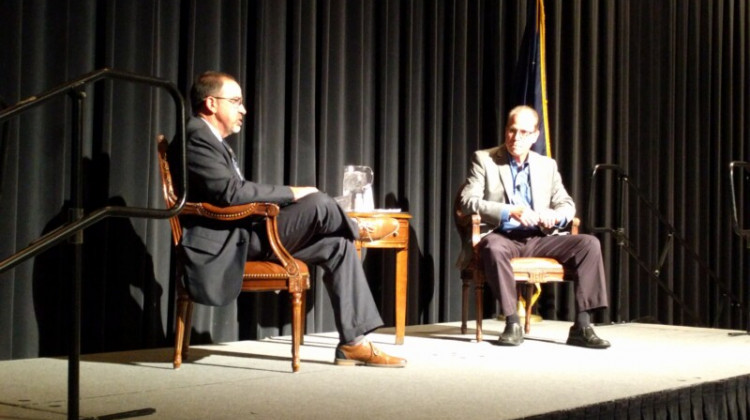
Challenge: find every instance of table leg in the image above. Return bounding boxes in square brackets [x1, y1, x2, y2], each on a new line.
[394, 247, 408, 344]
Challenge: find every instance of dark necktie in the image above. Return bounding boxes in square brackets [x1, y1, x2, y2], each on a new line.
[221, 140, 244, 180]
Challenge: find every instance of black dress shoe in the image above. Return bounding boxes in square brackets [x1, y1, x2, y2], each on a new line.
[497, 322, 523, 346]
[566, 325, 610, 349]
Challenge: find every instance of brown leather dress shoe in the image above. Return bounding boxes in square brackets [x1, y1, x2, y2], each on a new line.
[335, 341, 407, 367]
[354, 217, 399, 242]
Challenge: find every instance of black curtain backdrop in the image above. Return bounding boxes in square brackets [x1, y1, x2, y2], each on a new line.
[0, 0, 748, 360]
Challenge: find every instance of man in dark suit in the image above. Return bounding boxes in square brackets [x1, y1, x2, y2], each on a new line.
[171, 71, 405, 367]
[459, 105, 610, 349]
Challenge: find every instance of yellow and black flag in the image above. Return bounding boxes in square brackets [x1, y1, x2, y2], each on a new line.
[515, 0, 551, 157]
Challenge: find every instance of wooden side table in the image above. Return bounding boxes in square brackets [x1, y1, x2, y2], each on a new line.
[348, 211, 411, 345]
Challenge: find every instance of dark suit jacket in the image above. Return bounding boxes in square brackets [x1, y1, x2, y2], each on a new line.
[169, 117, 295, 306]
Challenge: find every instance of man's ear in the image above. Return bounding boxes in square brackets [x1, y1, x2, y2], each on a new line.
[529, 131, 541, 145]
[202, 96, 218, 114]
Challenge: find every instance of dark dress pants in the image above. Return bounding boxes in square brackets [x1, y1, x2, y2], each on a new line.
[479, 232, 609, 317]
[247, 192, 383, 343]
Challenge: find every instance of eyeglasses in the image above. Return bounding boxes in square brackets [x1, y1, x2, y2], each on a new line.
[210, 96, 244, 107]
[507, 128, 536, 140]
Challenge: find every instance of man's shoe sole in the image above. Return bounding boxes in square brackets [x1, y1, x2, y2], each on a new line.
[334, 358, 406, 367]
[566, 338, 610, 349]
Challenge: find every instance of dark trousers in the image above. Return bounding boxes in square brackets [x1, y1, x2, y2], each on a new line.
[479, 232, 609, 317]
[247, 192, 383, 343]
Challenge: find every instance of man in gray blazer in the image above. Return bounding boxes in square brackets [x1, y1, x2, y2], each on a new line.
[459, 105, 610, 349]
[170, 71, 405, 367]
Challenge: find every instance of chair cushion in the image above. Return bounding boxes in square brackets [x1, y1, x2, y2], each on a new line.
[510, 257, 564, 283]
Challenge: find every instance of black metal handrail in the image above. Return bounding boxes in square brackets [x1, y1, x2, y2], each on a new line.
[587, 163, 746, 328]
[0, 67, 187, 420]
[728, 160, 750, 336]
[729, 161, 749, 239]
[0, 67, 187, 273]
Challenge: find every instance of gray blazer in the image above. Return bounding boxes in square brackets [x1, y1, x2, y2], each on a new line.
[457, 145, 576, 267]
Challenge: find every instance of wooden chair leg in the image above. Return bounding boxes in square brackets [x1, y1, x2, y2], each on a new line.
[173, 294, 190, 369]
[300, 290, 306, 346]
[461, 275, 470, 334]
[523, 284, 533, 334]
[183, 301, 193, 361]
[290, 291, 302, 373]
[474, 281, 484, 342]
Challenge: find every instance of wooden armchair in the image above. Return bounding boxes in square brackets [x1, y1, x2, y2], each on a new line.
[157, 135, 310, 372]
[454, 187, 578, 342]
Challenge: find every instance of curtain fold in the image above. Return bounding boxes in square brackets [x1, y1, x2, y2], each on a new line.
[0, 0, 748, 360]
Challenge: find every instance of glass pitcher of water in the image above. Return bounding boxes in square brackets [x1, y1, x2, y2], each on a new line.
[341, 165, 374, 211]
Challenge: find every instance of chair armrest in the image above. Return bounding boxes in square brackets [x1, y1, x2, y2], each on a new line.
[571, 217, 580, 235]
[467, 214, 580, 244]
[180, 201, 281, 220]
[180, 201, 302, 276]
[471, 214, 482, 247]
